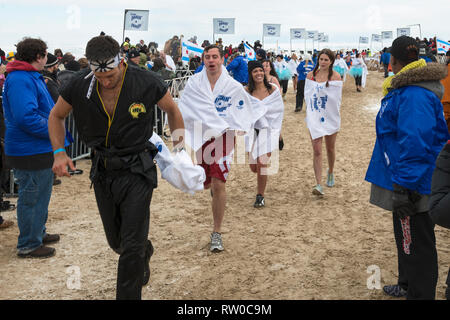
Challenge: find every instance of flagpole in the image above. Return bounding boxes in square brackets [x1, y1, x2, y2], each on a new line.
[290, 38, 292, 56]
[122, 9, 127, 44]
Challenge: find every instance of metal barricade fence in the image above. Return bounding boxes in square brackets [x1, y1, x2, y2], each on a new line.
[5, 71, 194, 196]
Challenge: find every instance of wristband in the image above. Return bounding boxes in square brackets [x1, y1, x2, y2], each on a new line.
[53, 148, 66, 155]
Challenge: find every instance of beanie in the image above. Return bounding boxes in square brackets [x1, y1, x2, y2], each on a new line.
[45, 53, 58, 68]
[248, 60, 263, 74]
[390, 36, 419, 63]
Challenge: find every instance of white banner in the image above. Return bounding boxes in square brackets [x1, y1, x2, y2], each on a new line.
[381, 31, 393, 40]
[124, 10, 149, 31]
[290, 28, 306, 40]
[372, 34, 381, 42]
[263, 24, 281, 37]
[322, 35, 329, 43]
[318, 32, 325, 42]
[397, 28, 411, 37]
[307, 30, 318, 40]
[213, 18, 235, 34]
[359, 36, 369, 44]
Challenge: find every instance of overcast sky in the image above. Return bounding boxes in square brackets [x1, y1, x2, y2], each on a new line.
[1, 0, 449, 58]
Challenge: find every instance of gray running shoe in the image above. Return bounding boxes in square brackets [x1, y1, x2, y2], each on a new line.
[210, 232, 224, 252]
[254, 194, 265, 208]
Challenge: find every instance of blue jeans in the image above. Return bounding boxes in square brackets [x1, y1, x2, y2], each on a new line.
[14, 168, 53, 254]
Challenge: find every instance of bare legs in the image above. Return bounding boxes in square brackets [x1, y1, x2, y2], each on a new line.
[311, 133, 337, 186]
[210, 178, 226, 233]
[249, 153, 271, 196]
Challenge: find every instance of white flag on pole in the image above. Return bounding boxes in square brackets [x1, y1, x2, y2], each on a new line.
[290, 28, 306, 40]
[124, 10, 149, 31]
[213, 18, 235, 34]
[263, 24, 281, 37]
[372, 34, 381, 42]
[359, 36, 369, 44]
[397, 28, 411, 37]
[307, 30, 318, 40]
[381, 31, 393, 39]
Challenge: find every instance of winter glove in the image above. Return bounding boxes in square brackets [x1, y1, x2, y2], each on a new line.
[392, 183, 418, 219]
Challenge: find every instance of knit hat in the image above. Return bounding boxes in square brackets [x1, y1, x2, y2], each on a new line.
[45, 53, 58, 68]
[248, 60, 263, 74]
[256, 48, 266, 59]
[390, 36, 419, 63]
[128, 49, 140, 59]
[6, 51, 15, 61]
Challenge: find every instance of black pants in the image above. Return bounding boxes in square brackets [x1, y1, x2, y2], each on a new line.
[383, 64, 389, 78]
[280, 79, 288, 94]
[355, 75, 362, 87]
[295, 80, 306, 110]
[94, 172, 154, 300]
[392, 211, 438, 299]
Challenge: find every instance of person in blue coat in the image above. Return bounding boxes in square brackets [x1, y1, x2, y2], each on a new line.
[226, 53, 248, 85]
[3, 38, 70, 258]
[380, 47, 391, 78]
[365, 36, 450, 300]
[295, 54, 315, 112]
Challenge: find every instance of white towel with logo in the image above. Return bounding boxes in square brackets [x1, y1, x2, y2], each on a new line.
[245, 85, 284, 158]
[150, 132, 205, 195]
[178, 66, 262, 152]
[305, 79, 343, 140]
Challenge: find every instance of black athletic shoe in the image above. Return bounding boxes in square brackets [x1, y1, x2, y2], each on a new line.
[383, 284, 407, 298]
[143, 240, 154, 286]
[254, 194, 265, 208]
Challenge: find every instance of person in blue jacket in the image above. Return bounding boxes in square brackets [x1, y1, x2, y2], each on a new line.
[3, 38, 70, 258]
[380, 47, 391, 78]
[226, 53, 248, 85]
[365, 36, 450, 300]
[295, 54, 315, 112]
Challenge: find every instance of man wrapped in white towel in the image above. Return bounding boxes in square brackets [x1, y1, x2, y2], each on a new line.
[178, 44, 263, 253]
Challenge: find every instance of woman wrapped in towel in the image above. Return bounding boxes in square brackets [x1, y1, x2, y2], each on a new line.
[333, 53, 349, 82]
[348, 53, 368, 92]
[245, 60, 284, 207]
[305, 49, 343, 196]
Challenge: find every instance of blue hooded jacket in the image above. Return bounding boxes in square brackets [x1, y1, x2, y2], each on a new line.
[226, 55, 248, 84]
[365, 63, 449, 195]
[2, 60, 69, 157]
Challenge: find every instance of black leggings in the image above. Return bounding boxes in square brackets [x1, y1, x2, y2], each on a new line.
[296, 80, 306, 110]
[280, 79, 288, 94]
[355, 75, 362, 86]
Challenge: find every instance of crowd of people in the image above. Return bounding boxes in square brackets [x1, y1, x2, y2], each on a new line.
[1, 33, 450, 301]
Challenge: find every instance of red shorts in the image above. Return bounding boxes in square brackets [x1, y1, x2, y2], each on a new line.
[196, 132, 235, 187]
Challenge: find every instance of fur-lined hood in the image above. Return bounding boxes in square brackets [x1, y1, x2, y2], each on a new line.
[391, 63, 448, 100]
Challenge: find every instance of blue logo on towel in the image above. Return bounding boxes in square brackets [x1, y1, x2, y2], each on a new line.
[311, 93, 328, 112]
[215, 95, 232, 113]
[155, 142, 163, 153]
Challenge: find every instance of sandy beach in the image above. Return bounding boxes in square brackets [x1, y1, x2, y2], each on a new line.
[1, 69, 449, 300]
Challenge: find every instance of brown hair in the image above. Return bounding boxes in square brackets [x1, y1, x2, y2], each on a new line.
[204, 44, 224, 57]
[312, 48, 335, 87]
[15, 38, 47, 63]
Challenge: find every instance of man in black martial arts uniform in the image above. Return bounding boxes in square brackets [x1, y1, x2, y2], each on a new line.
[49, 35, 185, 300]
